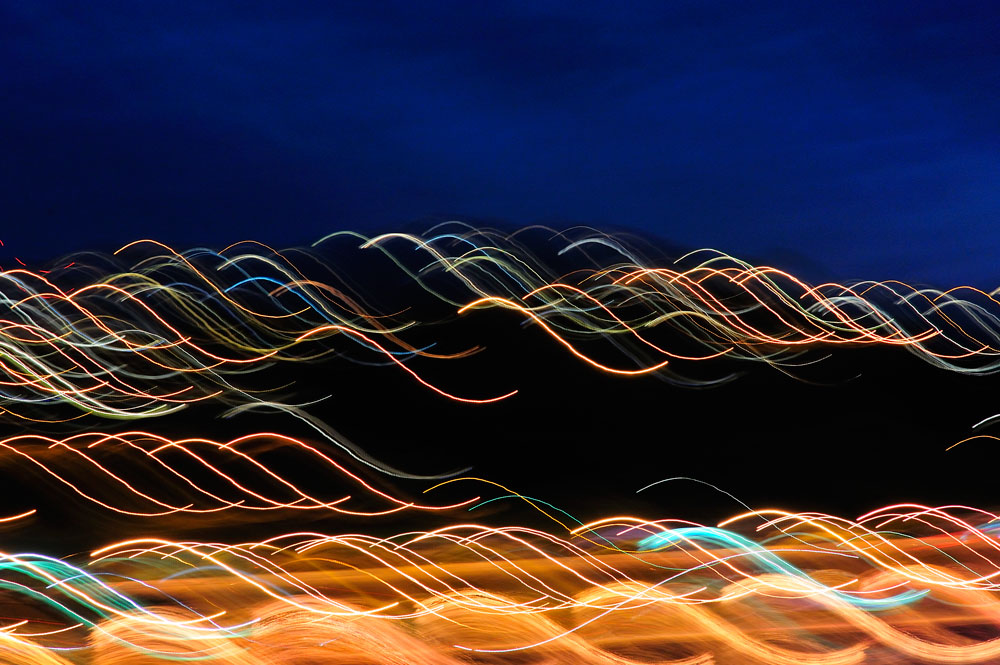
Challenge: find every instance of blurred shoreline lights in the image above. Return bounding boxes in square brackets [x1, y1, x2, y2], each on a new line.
[0, 226, 998, 662]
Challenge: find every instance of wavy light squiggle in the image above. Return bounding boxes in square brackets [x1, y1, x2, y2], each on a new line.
[0, 505, 995, 662]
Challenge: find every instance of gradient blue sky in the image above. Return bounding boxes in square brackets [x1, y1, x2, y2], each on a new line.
[2, 1, 998, 284]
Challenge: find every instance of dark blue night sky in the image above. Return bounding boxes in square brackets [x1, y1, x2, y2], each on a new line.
[2, 1, 998, 285]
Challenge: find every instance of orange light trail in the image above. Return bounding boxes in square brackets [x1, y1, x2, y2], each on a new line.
[0, 505, 993, 662]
